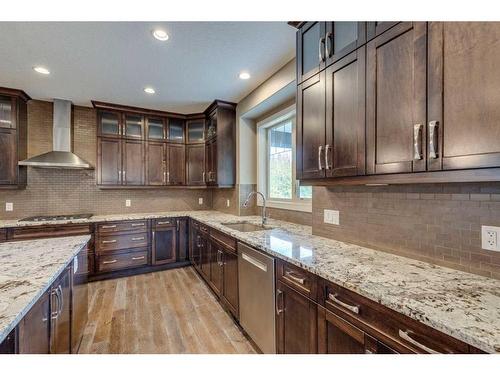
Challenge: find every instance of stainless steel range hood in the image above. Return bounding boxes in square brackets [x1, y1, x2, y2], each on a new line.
[19, 99, 93, 169]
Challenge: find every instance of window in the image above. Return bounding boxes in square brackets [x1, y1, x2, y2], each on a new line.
[257, 105, 312, 212]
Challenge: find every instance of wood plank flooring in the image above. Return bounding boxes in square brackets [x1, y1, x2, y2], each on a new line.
[78, 267, 256, 354]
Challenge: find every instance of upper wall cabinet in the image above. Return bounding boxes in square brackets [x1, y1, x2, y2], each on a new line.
[297, 22, 366, 85]
[0, 87, 29, 188]
[167, 117, 185, 143]
[186, 118, 205, 144]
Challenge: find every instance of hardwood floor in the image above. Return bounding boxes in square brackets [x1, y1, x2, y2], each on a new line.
[78, 267, 257, 354]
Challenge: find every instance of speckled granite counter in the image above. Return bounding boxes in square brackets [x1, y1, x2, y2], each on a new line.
[0, 235, 90, 344]
[1, 211, 500, 353]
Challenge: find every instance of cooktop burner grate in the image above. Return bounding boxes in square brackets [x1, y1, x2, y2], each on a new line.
[19, 213, 93, 222]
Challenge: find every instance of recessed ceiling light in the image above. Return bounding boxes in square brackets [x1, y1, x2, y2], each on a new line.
[239, 72, 251, 80]
[33, 66, 50, 75]
[152, 29, 169, 41]
[144, 87, 156, 94]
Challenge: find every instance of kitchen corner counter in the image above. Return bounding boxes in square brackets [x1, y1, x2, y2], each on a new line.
[1, 211, 499, 352]
[0, 235, 90, 344]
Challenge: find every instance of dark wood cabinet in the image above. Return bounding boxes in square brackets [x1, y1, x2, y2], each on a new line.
[209, 239, 223, 297]
[367, 22, 400, 40]
[325, 22, 366, 66]
[152, 221, 177, 265]
[276, 281, 318, 354]
[167, 117, 185, 143]
[199, 230, 211, 281]
[97, 137, 122, 185]
[189, 221, 202, 270]
[123, 139, 145, 185]
[366, 22, 427, 175]
[0, 88, 29, 188]
[98, 110, 122, 138]
[146, 142, 166, 185]
[176, 218, 188, 262]
[123, 114, 144, 139]
[325, 48, 366, 177]
[221, 247, 239, 318]
[18, 291, 50, 354]
[0, 329, 17, 354]
[50, 266, 72, 354]
[167, 143, 185, 185]
[186, 144, 205, 185]
[427, 22, 500, 171]
[146, 117, 166, 141]
[205, 137, 217, 184]
[296, 72, 326, 180]
[186, 118, 205, 143]
[297, 22, 325, 84]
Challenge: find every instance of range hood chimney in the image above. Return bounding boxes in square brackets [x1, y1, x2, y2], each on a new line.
[19, 99, 93, 169]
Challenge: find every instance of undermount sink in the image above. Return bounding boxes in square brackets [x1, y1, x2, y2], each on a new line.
[221, 221, 274, 232]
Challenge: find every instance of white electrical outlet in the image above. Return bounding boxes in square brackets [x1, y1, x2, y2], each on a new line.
[226, 199, 230, 207]
[125, 199, 131, 207]
[5, 202, 13, 212]
[198, 197, 203, 205]
[324, 209, 339, 225]
[481, 225, 500, 251]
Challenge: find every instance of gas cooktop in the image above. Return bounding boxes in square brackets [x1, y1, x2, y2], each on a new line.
[19, 214, 93, 222]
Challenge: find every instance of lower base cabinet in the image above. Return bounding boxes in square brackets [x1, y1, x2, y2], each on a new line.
[152, 221, 177, 265]
[50, 266, 72, 354]
[221, 248, 239, 318]
[18, 291, 50, 354]
[276, 281, 318, 354]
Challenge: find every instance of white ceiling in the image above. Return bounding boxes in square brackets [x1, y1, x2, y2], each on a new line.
[0, 22, 296, 113]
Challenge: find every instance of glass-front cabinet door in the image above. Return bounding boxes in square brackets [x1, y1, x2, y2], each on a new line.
[124, 114, 144, 139]
[167, 117, 185, 143]
[98, 111, 121, 137]
[147, 117, 166, 141]
[325, 22, 366, 65]
[186, 119, 205, 143]
[0, 96, 14, 129]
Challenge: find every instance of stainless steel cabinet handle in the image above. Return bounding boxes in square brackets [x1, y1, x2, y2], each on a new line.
[132, 256, 145, 260]
[157, 221, 171, 225]
[324, 144, 331, 170]
[101, 225, 117, 229]
[123, 170, 126, 179]
[325, 32, 333, 58]
[413, 124, 422, 160]
[428, 121, 439, 159]
[318, 145, 323, 170]
[318, 37, 326, 62]
[102, 239, 117, 244]
[51, 289, 59, 319]
[163, 171, 167, 184]
[118, 170, 122, 180]
[202, 171, 206, 182]
[152, 230, 155, 244]
[58, 285, 63, 315]
[176, 220, 180, 232]
[398, 329, 439, 354]
[365, 349, 374, 354]
[284, 271, 306, 285]
[102, 259, 117, 265]
[241, 252, 267, 272]
[276, 289, 284, 315]
[131, 237, 145, 241]
[131, 223, 145, 227]
[167, 171, 170, 183]
[328, 293, 360, 314]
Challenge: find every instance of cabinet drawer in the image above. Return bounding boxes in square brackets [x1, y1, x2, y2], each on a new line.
[97, 220, 147, 234]
[210, 229, 236, 253]
[199, 223, 209, 234]
[96, 232, 148, 253]
[277, 259, 317, 302]
[153, 218, 176, 228]
[10, 224, 92, 240]
[319, 278, 469, 353]
[0, 229, 6, 242]
[97, 250, 148, 273]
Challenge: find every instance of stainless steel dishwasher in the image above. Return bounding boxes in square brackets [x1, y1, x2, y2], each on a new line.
[237, 242, 276, 354]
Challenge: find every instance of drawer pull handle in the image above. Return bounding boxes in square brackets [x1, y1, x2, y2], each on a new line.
[102, 260, 117, 264]
[398, 330, 440, 354]
[131, 223, 145, 227]
[276, 289, 284, 315]
[102, 240, 117, 244]
[413, 123, 422, 160]
[131, 237, 145, 241]
[157, 221, 171, 225]
[328, 293, 360, 314]
[428, 121, 439, 159]
[284, 271, 306, 285]
[101, 225, 116, 229]
[132, 256, 145, 260]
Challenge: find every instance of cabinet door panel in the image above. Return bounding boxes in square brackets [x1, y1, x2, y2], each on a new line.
[98, 137, 122, 185]
[123, 140, 144, 185]
[177, 218, 188, 262]
[98, 111, 121, 137]
[167, 144, 185, 185]
[168, 118, 185, 143]
[18, 291, 50, 354]
[50, 268, 71, 354]
[326, 48, 366, 177]
[147, 142, 166, 185]
[200, 235, 211, 280]
[0, 129, 17, 184]
[187, 119, 205, 143]
[124, 114, 144, 139]
[325, 22, 366, 65]
[366, 22, 427, 175]
[222, 249, 239, 318]
[428, 22, 500, 171]
[209, 240, 223, 297]
[153, 226, 176, 265]
[297, 22, 326, 84]
[186, 144, 205, 185]
[276, 281, 317, 354]
[297, 72, 326, 180]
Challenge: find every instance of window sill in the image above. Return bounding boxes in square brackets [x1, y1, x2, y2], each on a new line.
[257, 199, 312, 213]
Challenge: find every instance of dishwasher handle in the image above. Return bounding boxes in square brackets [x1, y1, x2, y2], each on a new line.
[241, 252, 268, 272]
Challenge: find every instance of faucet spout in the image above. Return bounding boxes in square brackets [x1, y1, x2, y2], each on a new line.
[243, 191, 267, 225]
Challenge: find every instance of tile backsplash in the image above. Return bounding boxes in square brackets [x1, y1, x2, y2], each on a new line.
[313, 183, 500, 279]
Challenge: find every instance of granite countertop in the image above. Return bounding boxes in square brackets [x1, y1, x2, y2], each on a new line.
[1, 211, 500, 353]
[0, 235, 90, 344]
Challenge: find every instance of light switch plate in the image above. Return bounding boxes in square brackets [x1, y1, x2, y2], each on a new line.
[125, 199, 131, 207]
[324, 209, 339, 225]
[481, 225, 500, 252]
[199, 197, 203, 205]
[5, 202, 13, 212]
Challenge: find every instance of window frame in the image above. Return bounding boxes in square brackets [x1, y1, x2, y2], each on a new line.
[257, 104, 312, 213]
